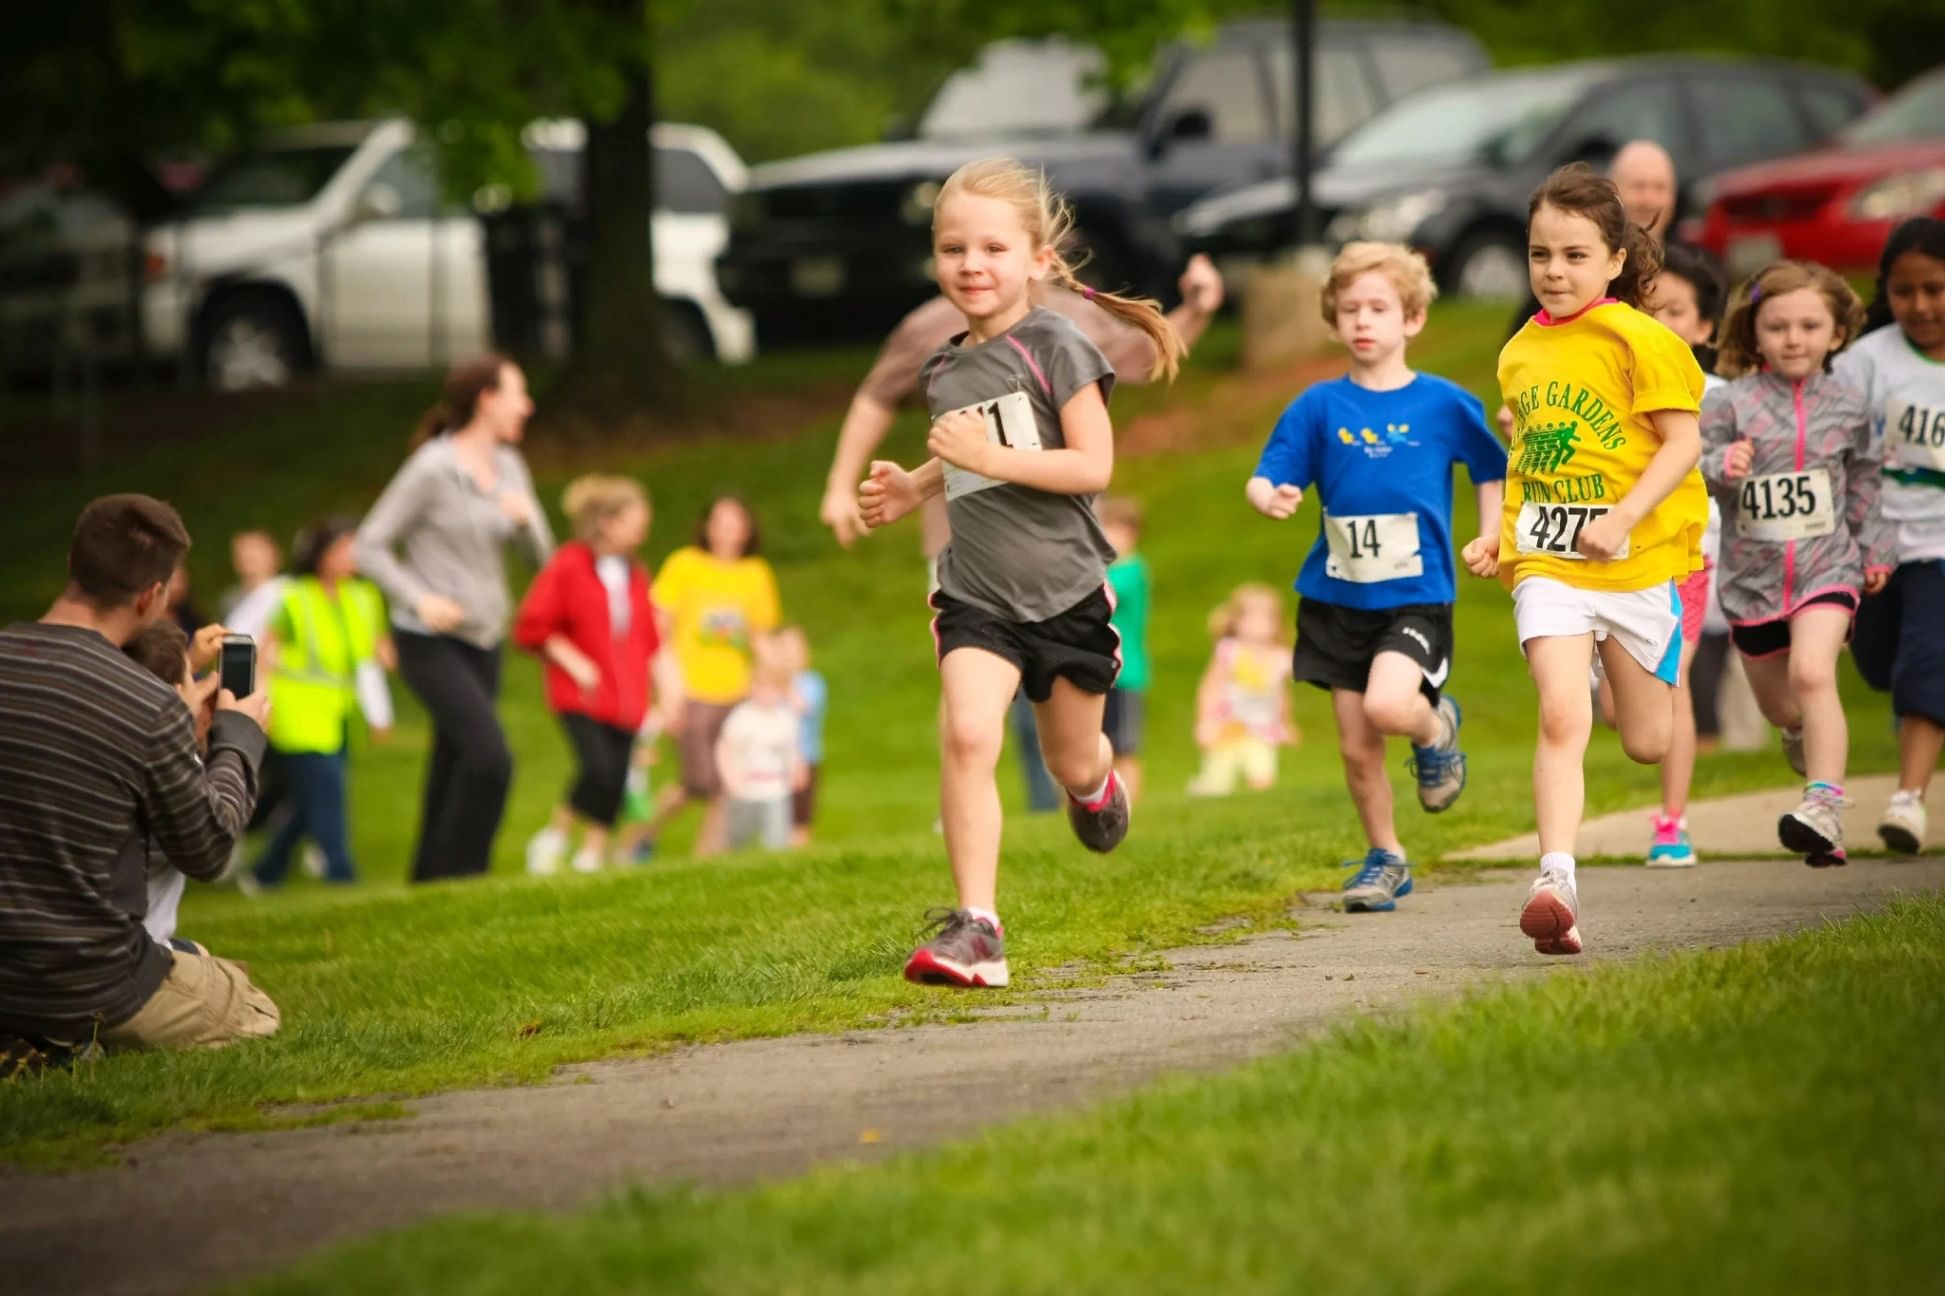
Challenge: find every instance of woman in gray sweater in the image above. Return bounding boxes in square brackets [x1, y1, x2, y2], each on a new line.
[356, 354, 553, 881]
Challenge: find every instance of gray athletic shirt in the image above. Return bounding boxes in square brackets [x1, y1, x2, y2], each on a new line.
[923, 307, 1117, 622]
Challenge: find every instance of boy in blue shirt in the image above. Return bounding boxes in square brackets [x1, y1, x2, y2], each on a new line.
[1248, 243, 1507, 912]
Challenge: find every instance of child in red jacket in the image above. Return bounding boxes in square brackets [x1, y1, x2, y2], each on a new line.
[515, 475, 681, 874]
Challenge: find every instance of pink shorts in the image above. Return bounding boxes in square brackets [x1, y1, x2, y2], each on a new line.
[1677, 562, 1712, 646]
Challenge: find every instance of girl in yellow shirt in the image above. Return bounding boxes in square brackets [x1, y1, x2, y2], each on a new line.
[1461, 163, 1708, 957]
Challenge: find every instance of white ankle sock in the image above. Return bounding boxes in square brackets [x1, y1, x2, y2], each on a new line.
[1070, 772, 1112, 806]
[964, 906, 1002, 933]
[1539, 851, 1576, 887]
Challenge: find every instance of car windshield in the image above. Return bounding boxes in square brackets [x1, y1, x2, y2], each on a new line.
[918, 40, 1112, 139]
[1844, 73, 1945, 145]
[1329, 68, 1590, 169]
[190, 145, 358, 213]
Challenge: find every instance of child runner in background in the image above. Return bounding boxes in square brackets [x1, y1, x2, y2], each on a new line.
[716, 636, 805, 852]
[250, 518, 391, 890]
[516, 476, 678, 875]
[1098, 497, 1151, 803]
[776, 625, 827, 846]
[1187, 584, 1296, 798]
[1463, 164, 1709, 957]
[1703, 262, 1888, 866]
[1248, 242, 1506, 910]
[1839, 217, 1945, 853]
[1635, 241, 1730, 865]
[650, 495, 781, 856]
[859, 157, 1183, 989]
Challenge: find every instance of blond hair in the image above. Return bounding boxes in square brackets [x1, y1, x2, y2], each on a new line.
[1208, 582, 1287, 642]
[1320, 241, 1438, 325]
[1717, 260, 1867, 378]
[561, 474, 648, 543]
[934, 158, 1184, 382]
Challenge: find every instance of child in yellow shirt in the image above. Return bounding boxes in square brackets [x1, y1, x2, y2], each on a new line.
[1462, 163, 1708, 957]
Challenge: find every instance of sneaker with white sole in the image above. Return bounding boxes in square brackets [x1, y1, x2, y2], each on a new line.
[526, 827, 567, 877]
[1645, 814, 1696, 867]
[1778, 783, 1848, 861]
[1519, 870, 1582, 956]
[1879, 790, 1926, 856]
[1780, 726, 1806, 778]
[903, 909, 1009, 988]
[1408, 697, 1467, 814]
[1341, 848, 1413, 912]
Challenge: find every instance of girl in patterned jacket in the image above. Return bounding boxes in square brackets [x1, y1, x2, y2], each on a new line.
[1701, 260, 1893, 866]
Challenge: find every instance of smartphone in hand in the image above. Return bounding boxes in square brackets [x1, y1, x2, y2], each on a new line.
[219, 633, 258, 698]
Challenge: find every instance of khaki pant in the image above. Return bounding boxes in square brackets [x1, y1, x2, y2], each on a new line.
[100, 948, 280, 1051]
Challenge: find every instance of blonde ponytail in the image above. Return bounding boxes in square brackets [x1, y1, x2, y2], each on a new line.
[936, 158, 1184, 384]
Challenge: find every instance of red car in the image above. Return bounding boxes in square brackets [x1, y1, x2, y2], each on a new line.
[1688, 66, 1945, 276]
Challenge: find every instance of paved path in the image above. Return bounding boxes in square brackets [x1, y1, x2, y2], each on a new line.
[5, 855, 1940, 1295]
[1452, 773, 1931, 862]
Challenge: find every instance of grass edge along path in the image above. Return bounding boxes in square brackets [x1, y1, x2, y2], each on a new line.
[248, 891, 1945, 1296]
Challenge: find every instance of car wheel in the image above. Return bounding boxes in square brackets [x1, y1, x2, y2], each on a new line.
[1446, 231, 1528, 299]
[201, 295, 307, 392]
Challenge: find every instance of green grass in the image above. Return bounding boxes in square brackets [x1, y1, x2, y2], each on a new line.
[0, 302, 1904, 1164]
[247, 893, 1945, 1295]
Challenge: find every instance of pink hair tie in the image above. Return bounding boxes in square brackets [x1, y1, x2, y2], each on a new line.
[1082, 285, 1096, 301]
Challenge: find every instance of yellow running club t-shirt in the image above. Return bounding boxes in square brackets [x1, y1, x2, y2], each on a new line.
[1497, 300, 1709, 592]
[651, 546, 781, 705]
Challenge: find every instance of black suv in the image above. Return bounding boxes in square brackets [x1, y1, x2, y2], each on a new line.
[716, 20, 1487, 341]
[1175, 56, 1876, 296]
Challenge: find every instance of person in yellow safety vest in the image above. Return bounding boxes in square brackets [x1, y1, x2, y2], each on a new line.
[248, 517, 392, 889]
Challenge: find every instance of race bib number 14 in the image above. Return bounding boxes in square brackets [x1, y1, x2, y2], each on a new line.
[1515, 501, 1631, 561]
[1323, 511, 1423, 583]
[941, 391, 1041, 500]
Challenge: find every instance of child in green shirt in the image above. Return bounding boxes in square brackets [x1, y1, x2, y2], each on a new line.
[1101, 498, 1152, 802]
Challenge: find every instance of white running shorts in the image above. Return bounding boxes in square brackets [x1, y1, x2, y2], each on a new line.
[1513, 576, 1683, 685]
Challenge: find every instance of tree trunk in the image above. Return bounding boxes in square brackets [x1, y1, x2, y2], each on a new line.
[568, 15, 671, 412]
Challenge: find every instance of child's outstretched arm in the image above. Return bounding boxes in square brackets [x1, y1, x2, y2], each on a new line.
[1246, 476, 1304, 518]
[1846, 403, 1894, 595]
[928, 383, 1113, 495]
[859, 458, 944, 530]
[1462, 478, 1505, 578]
[1577, 409, 1702, 561]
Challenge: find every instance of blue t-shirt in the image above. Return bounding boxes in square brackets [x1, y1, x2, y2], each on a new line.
[794, 669, 828, 765]
[1254, 374, 1507, 610]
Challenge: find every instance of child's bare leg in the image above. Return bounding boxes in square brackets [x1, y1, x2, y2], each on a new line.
[1361, 651, 1442, 746]
[1033, 677, 1112, 796]
[1115, 756, 1144, 804]
[940, 649, 1022, 913]
[1599, 635, 1675, 765]
[578, 820, 610, 859]
[1900, 716, 1945, 796]
[1783, 608, 1853, 785]
[1661, 638, 1700, 817]
[1739, 652, 1803, 732]
[1527, 634, 1597, 855]
[1333, 688, 1401, 852]
[695, 797, 730, 857]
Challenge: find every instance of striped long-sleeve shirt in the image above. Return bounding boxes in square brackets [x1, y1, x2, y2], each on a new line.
[0, 623, 265, 1038]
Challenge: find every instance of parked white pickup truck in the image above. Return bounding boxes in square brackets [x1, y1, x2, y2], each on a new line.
[128, 118, 751, 390]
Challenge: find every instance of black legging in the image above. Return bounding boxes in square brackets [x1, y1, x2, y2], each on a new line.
[560, 712, 634, 827]
[395, 631, 511, 882]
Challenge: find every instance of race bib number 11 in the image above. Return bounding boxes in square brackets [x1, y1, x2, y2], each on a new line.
[941, 391, 1041, 500]
[1515, 501, 1631, 561]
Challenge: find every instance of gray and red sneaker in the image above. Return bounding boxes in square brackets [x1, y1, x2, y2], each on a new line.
[1519, 869, 1582, 956]
[903, 909, 1009, 988]
[1066, 771, 1130, 853]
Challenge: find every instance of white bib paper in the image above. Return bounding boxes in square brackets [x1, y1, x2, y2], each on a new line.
[1323, 511, 1422, 583]
[1515, 501, 1631, 561]
[1886, 399, 1945, 473]
[940, 391, 1041, 500]
[1735, 468, 1836, 542]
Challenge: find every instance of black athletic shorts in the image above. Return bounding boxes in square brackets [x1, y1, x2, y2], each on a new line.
[930, 586, 1120, 702]
[1730, 589, 1858, 660]
[1291, 597, 1453, 704]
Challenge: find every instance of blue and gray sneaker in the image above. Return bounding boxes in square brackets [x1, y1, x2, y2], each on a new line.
[1342, 847, 1413, 913]
[1407, 696, 1466, 814]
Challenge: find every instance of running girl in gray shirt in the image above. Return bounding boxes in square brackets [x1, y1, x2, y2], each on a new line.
[858, 158, 1182, 990]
